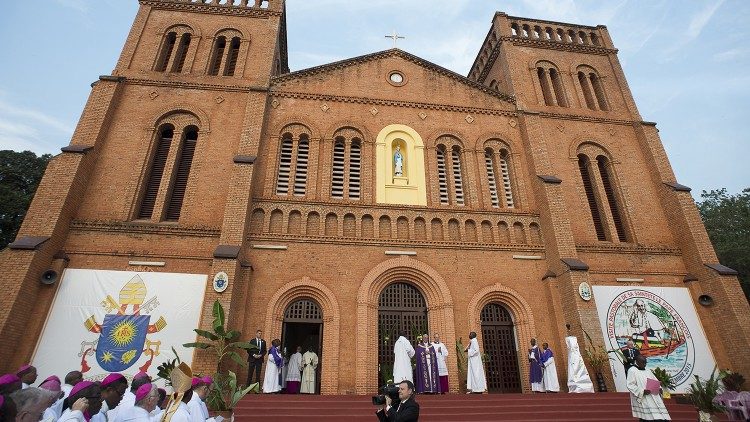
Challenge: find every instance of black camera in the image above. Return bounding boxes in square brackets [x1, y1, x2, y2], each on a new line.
[372, 383, 400, 405]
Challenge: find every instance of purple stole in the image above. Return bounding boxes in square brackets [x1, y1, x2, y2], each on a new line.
[415, 343, 440, 393]
[270, 346, 283, 368]
[541, 348, 553, 365]
[529, 346, 543, 383]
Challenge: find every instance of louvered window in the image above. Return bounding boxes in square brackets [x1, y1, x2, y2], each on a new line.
[138, 126, 173, 219]
[451, 148, 464, 205]
[485, 150, 499, 208]
[171, 33, 191, 73]
[499, 153, 514, 208]
[275, 137, 293, 195]
[164, 127, 198, 221]
[578, 154, 606, 240]
[209, 37, 226, 76]
[550, 68, 567, 107]
[436, 148, 449, 204]
[331, 139, 345, 199]
[349, 141, 361, 200]
[224, 37, 241, 76]
[590, 74, 608, 111]
[537, 67, 554, 106]
[155, 32, 177, 72]
[579, 71, 597, 110]
[597, 156, 627, 241]
[293, 139, 309, 196]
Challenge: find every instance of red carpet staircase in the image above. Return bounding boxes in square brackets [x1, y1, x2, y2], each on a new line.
[234, 392, 716, 421]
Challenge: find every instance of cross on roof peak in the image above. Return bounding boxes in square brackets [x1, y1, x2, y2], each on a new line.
[385, 30, 405, 48]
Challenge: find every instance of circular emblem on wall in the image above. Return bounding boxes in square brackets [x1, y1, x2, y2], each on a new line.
[578, 282, 592, 301]
[605, 289, 694, 387]
[213, 272, 229, 293]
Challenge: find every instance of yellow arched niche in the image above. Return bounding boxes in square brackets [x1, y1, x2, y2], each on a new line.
[376, 124, 427, 206]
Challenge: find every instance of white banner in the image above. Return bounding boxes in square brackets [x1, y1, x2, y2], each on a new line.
[32, 269, 207, 383]
[592, 286, 716, 393]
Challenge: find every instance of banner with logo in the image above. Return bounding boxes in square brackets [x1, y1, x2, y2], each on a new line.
[32, 269, 207, 382]
[592, 286, 716, 393]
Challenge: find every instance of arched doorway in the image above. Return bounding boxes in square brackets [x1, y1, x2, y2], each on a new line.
[481, 303, 521, 393]
[377, 282, 428, 386]
[282, 298, 322, 394]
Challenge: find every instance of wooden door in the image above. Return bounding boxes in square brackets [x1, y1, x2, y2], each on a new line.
[481, 303, 521, 393]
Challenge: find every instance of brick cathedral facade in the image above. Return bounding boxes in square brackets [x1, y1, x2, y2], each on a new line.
[2, 0, 749, 395]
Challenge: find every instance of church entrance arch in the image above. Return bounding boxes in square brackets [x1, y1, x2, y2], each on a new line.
[480, 303, 521, 393]
[377, 282, 428, 386]
[282, 298, 322, 394]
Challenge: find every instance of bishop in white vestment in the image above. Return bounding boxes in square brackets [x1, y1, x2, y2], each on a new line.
[392, 332, 416, 384]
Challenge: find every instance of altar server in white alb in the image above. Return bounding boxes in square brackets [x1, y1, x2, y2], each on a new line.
[432, 333, 450, 393]
[626, 355, 671, 421]
[285, 346, 303, 394]
[301, 346, 319, 394]
[465, 331, 487, 393]
[540, 342, 560, 392]
[392, 330, 416, 384]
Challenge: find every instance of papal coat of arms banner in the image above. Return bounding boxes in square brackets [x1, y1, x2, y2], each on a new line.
[32, 269, 207, 382]
[592, 286, 717, 393]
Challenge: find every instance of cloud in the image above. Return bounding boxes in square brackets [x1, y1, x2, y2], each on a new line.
[0, 98, 73, 154]
[663, 0, 726, 59]
[713, 48, 747, 62]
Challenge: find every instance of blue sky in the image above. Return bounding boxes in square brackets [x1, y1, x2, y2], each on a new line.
[0, 0, 747, 197]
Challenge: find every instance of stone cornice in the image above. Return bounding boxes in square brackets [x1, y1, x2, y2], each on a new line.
[533, 110, 645, 126]
[247, 234, 546, 253]
[271, 48, 516, 104]
[140, 0, 282, 18]
[70, 220, 221, 237]
[270, 90, 518, 118]
[125, 77, 268, 93]
[576, 243, 682, 256]
[505, 36, 615, 55]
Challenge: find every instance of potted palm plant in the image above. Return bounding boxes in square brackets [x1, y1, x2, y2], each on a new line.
[687, 368, 725, 422]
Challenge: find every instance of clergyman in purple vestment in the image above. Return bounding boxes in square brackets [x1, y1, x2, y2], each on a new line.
[415, 334, 441, 394]
[529, 338, 544, 392]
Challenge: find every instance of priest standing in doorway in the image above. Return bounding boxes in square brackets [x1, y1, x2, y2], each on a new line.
[393, 330, 416, 384]
[541, 342, 560, 392]
[465, 331, 487, 393]
[415, 334, 440, 394]
[529, 338, 544, 392]
[432, 333, 449, 394]
[301, 346, 319, 394]
[285, 346, 303, 394]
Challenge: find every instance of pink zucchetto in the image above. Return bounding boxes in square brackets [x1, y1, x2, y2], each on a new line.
[191, 377, 202, 388]
[101, 373, 126, 388]
[42, 375, 61, 385]
[135, 383, 153, 402]
[0, 374, 20, 385]
[69, 380, 95, 398]
[39, 378, 62, 393]
[16, 365, 33, 376]
[201, 376, 213, 386]
[133, 371, 150, 381]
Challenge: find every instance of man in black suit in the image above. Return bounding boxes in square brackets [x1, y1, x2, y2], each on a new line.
[622, 339, 641, 374]
[247, 329, 267, 384]
[375, 380, 419, 422]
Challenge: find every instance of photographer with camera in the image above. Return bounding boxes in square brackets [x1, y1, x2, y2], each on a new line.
[374, 380, 419, 422]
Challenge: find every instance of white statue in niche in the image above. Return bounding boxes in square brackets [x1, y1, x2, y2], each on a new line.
[394, 145, 404, 176]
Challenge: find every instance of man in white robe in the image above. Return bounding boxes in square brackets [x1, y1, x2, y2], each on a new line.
[626, 355, 671, 421]
[392, 331, 415, 384]
[540, 342, 560, 392]
[186, 378, 209, 422]
[465, 332, 486, 393]
[262, 340, 283, 393]
[114, 384, 158, 422]
[432, 333, 449, 394]
[301, 347, 319, 394]
[285, 346, 303, 394]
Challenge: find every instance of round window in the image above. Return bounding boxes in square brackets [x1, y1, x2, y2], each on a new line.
[389, 72, 404, 84]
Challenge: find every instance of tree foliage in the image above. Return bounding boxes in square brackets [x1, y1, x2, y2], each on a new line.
[697, 188, 750, 301]
[0, 150, 52, 249]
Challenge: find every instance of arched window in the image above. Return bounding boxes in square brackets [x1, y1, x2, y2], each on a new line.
[164, 126, 198, 221]
[329, 127, 364, 200]
[275, 124, 312, 197]
[154, 25, 193, 73]
[577, 65, 608, 111]
[436, 146, 449, 205]
[536, 61, 567, 107]
[136, 112, 201, 222]
[484, 141, 515, 208]
[208, 30, 243, 76]
[577, 144, 629, 242]
[451, 147, 465, 206]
